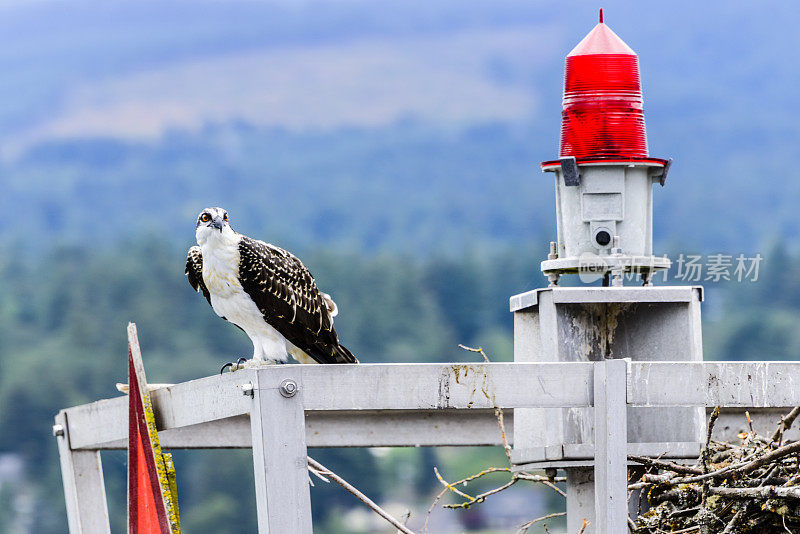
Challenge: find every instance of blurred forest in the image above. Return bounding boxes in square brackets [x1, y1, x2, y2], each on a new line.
[2, 0, 800, 532]
[1, 236, 797, 533]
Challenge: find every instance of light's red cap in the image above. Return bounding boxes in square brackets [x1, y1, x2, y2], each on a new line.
[558, 9, 649, 160]
[568, 9, 635, 57]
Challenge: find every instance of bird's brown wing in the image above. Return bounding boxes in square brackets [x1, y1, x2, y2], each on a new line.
[237, 236, 357, 364]
[185, 246, 212, 307]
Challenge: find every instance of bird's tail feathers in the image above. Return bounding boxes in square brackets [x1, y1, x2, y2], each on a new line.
[333, 343, 358, 364]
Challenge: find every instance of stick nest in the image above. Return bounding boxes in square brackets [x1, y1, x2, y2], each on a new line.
[631, 407, 800, 533]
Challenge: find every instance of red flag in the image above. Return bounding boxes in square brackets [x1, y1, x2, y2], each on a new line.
[127, 323, 180, 533]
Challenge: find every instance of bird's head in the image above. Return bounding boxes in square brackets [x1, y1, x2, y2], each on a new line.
[195, 207, 236, 245]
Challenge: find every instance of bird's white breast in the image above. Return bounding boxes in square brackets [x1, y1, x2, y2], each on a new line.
[201, 237, 242, 297]
[200, 233, 289, 360]
[201, 236, 254, 323]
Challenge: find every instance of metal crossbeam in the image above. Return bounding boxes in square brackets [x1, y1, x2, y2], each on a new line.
[62, 362, 593, 450]
[68, 411, 517, 450]
[63, 361, 800, 451]
[628, 362, 800, 407]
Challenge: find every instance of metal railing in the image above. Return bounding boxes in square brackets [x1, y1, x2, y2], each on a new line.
[54, 360, 800, 533]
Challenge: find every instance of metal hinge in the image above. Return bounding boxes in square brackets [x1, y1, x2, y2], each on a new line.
[559, 156, 581, 186]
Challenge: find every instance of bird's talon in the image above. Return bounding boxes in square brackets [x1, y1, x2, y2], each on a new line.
[221, 358, 249, 374]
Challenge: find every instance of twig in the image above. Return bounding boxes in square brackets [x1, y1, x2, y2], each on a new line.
[699, 407, 720, 533]
[720, 503, 751, 534]
[703, 407, 721, 472]
[307, 456, 415, 534]
[434, 466, 475, 500]
[708, 485, 800, 500]
[628, 455, 702, 475]
[442, 478, 519, 509]
[397, 509, 411, 534]
[433, 465, 521, 509]
[434, 466, 510, 499]
[516, 472, 567, 498]
[495, 406, 513, 462]
[423, 487, 447, 533]
[541, 480, 567, 498]
[425, 466, 511, 533]
[460, 344, 513, 462]
[514, 472, 566, 483]
[771, 406, 800, 444]
[307, 463, 329, 483]
[515, 512, 566, 533]
[458, 343, 490, 362]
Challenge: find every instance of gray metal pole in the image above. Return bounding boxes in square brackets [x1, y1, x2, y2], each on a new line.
[593, 359, 628, 532]
[566, 467, 595, 533]
[54, 412, 111, 534]
[249, 370, 313, 534]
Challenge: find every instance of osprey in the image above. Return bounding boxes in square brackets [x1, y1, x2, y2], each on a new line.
[185, 207, 357, 368]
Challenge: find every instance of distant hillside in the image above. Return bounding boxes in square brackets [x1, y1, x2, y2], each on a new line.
[7, 28, 551, 151]
[2, 0, 799, 151]
[0, 0, 561, 149]
[3, 123, 554, 254]
[2, 118, 796, 256]
[3, 0, 800, 254]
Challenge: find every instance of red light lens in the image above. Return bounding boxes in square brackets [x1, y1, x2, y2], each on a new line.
[558, 22, 648, 160]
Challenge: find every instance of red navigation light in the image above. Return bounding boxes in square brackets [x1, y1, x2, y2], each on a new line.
[559, 9, 648, 160]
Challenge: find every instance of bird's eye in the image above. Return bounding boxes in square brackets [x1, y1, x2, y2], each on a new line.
[201, 214, 211, 222]
[223, 213, 228, 221]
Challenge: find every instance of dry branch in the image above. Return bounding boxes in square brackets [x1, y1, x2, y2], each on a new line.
[307, 456, 416, 534]
[772, 406, 800, 444]
[515, 512, 567, 533]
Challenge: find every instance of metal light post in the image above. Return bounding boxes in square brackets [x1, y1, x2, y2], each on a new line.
[510, 11, 704, 532]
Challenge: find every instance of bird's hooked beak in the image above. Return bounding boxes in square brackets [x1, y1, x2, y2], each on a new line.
[209, 217, 224, 231]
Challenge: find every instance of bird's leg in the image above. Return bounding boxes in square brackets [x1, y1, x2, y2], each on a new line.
[219, 357, 249, 374]
[220, 357, 289, 374]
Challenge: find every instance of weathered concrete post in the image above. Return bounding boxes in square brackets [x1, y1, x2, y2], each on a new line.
[511, 287, 705, 530]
